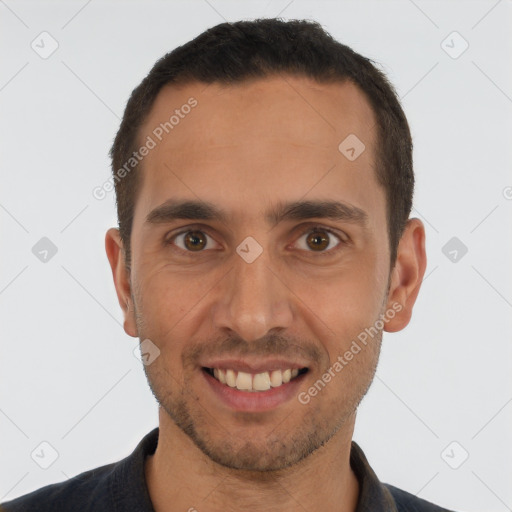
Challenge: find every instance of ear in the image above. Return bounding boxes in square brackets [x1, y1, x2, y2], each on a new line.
[105, 228, 138, 338]
[384, 218, 427, 333]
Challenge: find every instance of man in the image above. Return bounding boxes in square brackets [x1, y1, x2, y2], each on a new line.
[1, 18, 458, 512]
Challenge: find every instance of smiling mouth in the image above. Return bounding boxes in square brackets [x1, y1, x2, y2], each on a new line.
[202, 367, 308, 392]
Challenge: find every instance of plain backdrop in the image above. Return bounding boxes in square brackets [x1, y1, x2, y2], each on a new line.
[1, 1, 511, 511]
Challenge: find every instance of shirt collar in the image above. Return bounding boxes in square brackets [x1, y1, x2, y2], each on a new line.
[350, 440, 398, 512]
[117, 428, 397, 511]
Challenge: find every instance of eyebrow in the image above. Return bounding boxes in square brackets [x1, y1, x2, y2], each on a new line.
[145, 199, 368, 227]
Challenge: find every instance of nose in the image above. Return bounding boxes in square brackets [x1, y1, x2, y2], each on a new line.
[211, 246, 294, 342]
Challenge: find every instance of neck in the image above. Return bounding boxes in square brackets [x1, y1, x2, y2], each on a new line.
[145, 409, 360, 512]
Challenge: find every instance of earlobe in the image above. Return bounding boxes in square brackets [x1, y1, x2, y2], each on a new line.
[105, 228, 138, 338]
[384, 218, 427, 333]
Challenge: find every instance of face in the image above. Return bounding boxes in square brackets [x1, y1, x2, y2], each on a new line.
[107, 75, 423, 472]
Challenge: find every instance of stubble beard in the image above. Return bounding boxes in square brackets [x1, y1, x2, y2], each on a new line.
[132, 291, 384, 473]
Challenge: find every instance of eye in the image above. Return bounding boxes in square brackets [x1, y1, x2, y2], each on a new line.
[294, 226, 344, 255]
[168, 229, 218, 252]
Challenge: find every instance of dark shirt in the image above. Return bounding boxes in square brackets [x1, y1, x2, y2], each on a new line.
[1, 428, 457, 511]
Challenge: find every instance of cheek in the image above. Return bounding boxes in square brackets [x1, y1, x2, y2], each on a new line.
[292, 252, 387, 354]
[133, 260, 222, 336]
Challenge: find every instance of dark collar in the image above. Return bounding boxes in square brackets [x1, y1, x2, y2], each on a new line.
[119, 428, 397, 511]
[350, 440, 398, 512]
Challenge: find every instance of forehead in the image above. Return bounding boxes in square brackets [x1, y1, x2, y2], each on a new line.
[133, 75, 380, 226]
[142, 75, 376, 151]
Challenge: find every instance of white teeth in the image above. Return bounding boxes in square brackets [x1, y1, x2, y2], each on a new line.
[269, 370, 282, 387]
[225, 369, 236, 387]
[236, 371, 252, 390]
[210, 367, 303, 391]
[217, 368, 226, 384]
[253, 372, 271, 391]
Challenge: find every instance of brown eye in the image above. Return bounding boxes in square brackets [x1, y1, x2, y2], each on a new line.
[306, 231, 330, 251]
[295, 228, 342, 254]
[184, 231, 207, 251]
[171, 230, 215, 252]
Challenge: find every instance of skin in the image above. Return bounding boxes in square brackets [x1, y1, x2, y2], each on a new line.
[105, 75, 426, 512]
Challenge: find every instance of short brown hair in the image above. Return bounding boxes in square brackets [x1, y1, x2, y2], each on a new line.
[110, 18, 413, 267]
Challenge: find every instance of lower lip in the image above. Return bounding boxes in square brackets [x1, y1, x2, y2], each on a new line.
[202, 369, 307, 412]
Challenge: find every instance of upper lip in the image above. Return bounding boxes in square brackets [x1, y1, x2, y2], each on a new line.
[200, 358, 309, 373]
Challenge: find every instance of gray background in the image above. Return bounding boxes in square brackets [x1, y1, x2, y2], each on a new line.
[1, 1, 511, 510]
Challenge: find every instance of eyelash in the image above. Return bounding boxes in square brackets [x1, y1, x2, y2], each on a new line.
[294, 225, 346, 257]
[166, 225, 347, 257]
